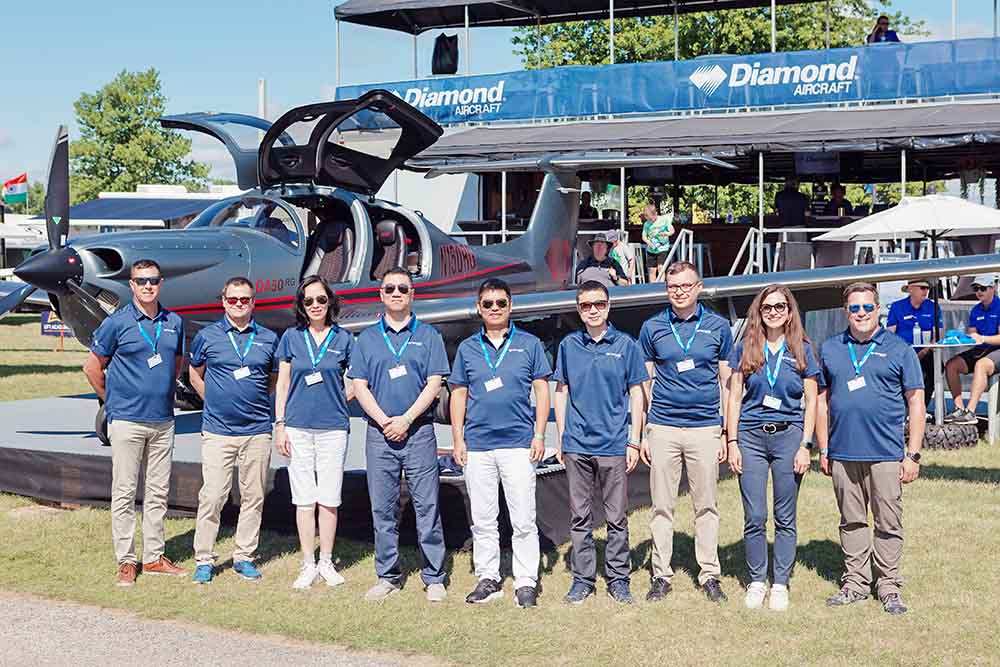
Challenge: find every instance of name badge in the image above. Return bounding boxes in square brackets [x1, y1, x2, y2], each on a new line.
[485, 376, 504, 392]
[233, 366, 251, 380]
[147, 353, 162, 369]
[389, 365, 407, 379]
[762, 395, 782, 409]
[305, 371, 323, 386]
[847, 376, 867, 392]
[676, 358, 695, 373]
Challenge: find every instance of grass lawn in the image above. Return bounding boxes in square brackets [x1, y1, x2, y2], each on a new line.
[0, 313, 91, 401]
[1, 446, 998, 665]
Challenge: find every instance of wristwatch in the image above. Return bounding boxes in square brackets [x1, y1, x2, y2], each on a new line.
[819, 448, 829, 457]
[627, 439, 640, 450]
[800, 437, 814, 451]
[905, 451, 921, 463]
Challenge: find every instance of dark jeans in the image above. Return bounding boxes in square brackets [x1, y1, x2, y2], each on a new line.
[918, 350, 935, 404]
[365, 423, 446, 586]
[564, 452, 630, 586]
[738, 425, 803, 585]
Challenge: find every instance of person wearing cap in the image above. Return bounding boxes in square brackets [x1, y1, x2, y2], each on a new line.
[886, 278, 942, 405]
[641, 203, 674, 283]
[575, 232, 629, 287]
[943, 273, 1000, 424]
[607, 230, 636, 284]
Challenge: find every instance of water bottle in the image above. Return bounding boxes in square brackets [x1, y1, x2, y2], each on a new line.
[912, 322, 922, 346]
[726, 208, 734, 224]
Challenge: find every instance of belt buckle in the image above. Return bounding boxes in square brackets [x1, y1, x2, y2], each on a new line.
[763, 423, 777, 434]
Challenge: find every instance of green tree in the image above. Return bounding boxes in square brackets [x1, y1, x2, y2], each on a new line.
[70, 69, 209, 203]
[2, 181, 45, 215]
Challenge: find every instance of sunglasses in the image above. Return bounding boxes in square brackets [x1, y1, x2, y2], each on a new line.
[480, 299, 509, 310]
[578, 300, 609, 312]
[224, 296, 253, 305]
[303, 295, 329, 307]
[848, 303, 877, 314]
[667, 282, 699, 293]
[760, 302, 788, 315]
[382, 284, 410, 295]
[131, 277, 162, 286]
[974, 285, 992, 293]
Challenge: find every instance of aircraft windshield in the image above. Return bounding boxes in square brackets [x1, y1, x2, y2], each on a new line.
[188, 196, 300, 249]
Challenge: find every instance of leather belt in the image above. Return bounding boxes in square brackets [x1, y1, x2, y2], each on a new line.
[761, 422, 791, 434]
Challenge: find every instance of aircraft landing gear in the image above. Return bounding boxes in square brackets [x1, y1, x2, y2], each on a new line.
[95, 403, 110, 447]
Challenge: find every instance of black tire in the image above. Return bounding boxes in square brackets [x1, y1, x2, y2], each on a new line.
[434, 384, 451, 425]
[95, 404, 110, 447]
[918, 423, 978, 450]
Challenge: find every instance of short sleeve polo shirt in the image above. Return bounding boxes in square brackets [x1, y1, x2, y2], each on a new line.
[347, 316, 450, 423]
[553, 326, 649, 456]
[820, 327, 924, 462]
[886, 297, 942, 346]
[969, 296, 1000, 347]
[640, 305, 733, 428]
[450, 326, 551, 451]
[91, 302, 185, 423]
[276, 325, 354, 430]
[188, 318, 278, 437]
[728, 340, 821, 430]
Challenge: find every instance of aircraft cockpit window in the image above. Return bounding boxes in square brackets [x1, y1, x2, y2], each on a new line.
[188, 196, 301, 249]
[250, 206, 300, 249]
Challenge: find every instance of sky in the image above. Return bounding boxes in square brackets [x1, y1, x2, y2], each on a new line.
[0, 0, 994, 185]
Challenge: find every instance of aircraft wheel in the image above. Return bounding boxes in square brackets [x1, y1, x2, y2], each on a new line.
[917, 423, 979, 450]
[434, 384, 451, 425]
[95, 404, 110, 447]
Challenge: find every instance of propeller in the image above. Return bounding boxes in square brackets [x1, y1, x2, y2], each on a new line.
[44, 126, 70, 250]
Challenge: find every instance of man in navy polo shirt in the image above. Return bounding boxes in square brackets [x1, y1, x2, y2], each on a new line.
[639, 260, 732, 603]
[188, 277, 279, 584]
[349, 267, 451, 603]
[83, 259, 187, 587]
[817, 281, 924, 615]
[450, 278, 551, 609]
[554, 280, 648, 605]
[944, 273, 1000, 424]
[886, 278, 942, 404]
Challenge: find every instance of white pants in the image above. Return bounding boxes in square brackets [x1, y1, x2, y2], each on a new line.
[465, 448, 539, 589]
[285, 427, 348, 508]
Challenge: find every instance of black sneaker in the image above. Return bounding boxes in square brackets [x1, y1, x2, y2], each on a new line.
[465, 578, 503, 604]
[881, 593, 908, 615]
[944, 407, 965, 424]
[702, 578, 727, 603]
[515, 586, 538, 608]
[646, 577, 672, 602]
[607, 580, 634, 605]
[826, 587, 869, 606]
[563, 580, 595, 605]
[945, 408, 978, 425]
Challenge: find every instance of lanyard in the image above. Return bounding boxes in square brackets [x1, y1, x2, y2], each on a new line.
[764, 341, 786, 390]
[137, 319, 162, 353]
[479, 325, 516, 375]
[380, 316, 416, 362]
[848, 340, 877, 375]
[303, 327, 336, 369]
[668, 305, 703, 354]
[227, 324, 256, 363]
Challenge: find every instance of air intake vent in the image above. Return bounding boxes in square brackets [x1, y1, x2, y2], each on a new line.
[88, 247, 125, 276]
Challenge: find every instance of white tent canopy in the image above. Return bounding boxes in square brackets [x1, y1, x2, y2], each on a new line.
[815, 195, 1000, 242]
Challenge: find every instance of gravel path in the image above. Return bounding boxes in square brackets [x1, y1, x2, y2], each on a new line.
[0, 593, 415, 667]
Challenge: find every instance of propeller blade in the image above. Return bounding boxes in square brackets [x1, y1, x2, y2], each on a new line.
[0, 284, 37, 320]
[44, 126, 70, 250]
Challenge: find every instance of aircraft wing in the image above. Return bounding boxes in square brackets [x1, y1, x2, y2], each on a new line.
[0, 280, 51, 311]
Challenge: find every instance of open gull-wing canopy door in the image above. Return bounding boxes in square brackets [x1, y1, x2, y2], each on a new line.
[257, 90, 443, 196]
[159, 113, 294, 190]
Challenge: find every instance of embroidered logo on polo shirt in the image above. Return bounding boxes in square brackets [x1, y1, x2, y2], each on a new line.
[408, 341, 425, 347]
[508, 348, 526, 353]
[604, 352, 623, 358]
[872, 352, 888, 357]
[163, 328, 177, 334]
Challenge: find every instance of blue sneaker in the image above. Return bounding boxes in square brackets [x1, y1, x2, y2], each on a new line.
[563, 580, 595, 604]
[233, 561, 262, 581]
[192, 564, 213, 584]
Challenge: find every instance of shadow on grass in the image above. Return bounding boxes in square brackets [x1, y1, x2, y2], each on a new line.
[919, 463, 1000, 485]
[0, 364, 82, 377]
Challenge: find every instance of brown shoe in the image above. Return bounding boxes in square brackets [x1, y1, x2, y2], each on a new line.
[142, 555, 186, 577]
[115, 562, 137, 587]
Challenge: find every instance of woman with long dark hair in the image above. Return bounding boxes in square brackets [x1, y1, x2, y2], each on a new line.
[274, 275, 354, 590]
[724, 284, 819, 611]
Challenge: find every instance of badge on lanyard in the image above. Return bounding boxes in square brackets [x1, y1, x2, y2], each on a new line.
[847, 339, 877, 392]
[233, 366, 251, 380]
[847, 376, 867, 392]
[676, 358, 695, 373]
[305, 371, 323, 386]
[480, 325, 515, 389]
[763, 341, 785, 409]
[669, 306, 702, 374]
[138, 319, 163, 370]
[381, 317, 416, 380]
[389, 365, 408, 379]
[485, 376, 504, 392]
[228, 325, 257, 381]
[303, 327, 336, 388]
[147, 353, 163, 369]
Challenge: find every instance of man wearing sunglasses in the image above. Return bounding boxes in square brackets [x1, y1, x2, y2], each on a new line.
[84, 259, 187, 587]
[450, 278, 551, 608]
[639, 261, 733, 603]
[943, 274, 1000, 425]
[553, 281, 648, 605]
[349, 267, 451, 603]
[187, 277, 279, 584]
[886, 278, 942, 405]
[817, 282, 924, 615]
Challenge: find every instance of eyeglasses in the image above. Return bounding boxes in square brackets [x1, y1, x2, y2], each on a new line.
[578, 300, 609, 312]
[912, 285, 930, 291]
[382, 283, 411, 295]
[666, 282, 699, 294]
[974, 285, 992, 293]
[303, 295, 329, 307]
[131, 277, 162, 286]
[224, 296, 253, 305]
[760, 302, 788, 315]
[480, 299, 509, 310]
[847, 303, 877, 314]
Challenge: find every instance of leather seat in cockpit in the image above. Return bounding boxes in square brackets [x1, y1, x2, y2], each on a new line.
[370, 220, 406, 281]
[304, 221, 354, 283]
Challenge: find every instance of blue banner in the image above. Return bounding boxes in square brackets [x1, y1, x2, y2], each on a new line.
[40, 310, 75, 338]
[337, 37, 1000, 126]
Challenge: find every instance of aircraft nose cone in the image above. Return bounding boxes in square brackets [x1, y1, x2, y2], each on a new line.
[13, 246, 84, 295]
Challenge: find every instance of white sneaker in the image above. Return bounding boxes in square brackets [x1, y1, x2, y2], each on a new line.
[317, 560, 345, 587]
[769, 584, 789, 611]
[744, 581, 767, 609]
[292, 563, 318, 590]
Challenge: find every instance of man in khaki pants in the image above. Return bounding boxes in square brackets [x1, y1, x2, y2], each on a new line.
[84, 259, 187, 586]
[188, 277, 279, 583]
[639, 261, 732, 603]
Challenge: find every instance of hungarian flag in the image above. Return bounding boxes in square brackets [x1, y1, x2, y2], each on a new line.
[2, 173, 27, 204]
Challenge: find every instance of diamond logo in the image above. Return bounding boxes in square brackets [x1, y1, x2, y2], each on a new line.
[689, 65, 728, 96]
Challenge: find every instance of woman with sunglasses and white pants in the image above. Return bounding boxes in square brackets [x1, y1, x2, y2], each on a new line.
[274, 275, 355, 590]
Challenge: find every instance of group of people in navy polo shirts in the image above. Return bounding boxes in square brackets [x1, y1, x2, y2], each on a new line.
[87, 256, 942, 616]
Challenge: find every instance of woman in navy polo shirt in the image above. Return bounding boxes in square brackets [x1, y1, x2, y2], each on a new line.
[724, 284, 819, 611]
[274, 276, 354, 590]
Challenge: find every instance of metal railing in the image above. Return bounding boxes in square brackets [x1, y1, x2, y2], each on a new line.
[658, 228, 695, 275]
